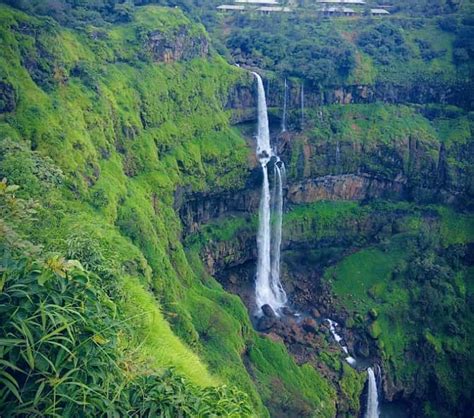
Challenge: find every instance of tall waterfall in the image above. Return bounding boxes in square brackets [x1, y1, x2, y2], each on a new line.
[253, 72, 287, 315]
[281, 78, 288, 132]
[366, 367, 380, 418]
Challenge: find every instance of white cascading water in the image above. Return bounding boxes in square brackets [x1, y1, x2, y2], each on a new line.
[281, 78, 288, 132]
[253, 72, 287, 315]
[270, 159, 287, 307]
[366, 367, 380, 418]
[253, 72, 272, 161]
[327, 319, 356, 366]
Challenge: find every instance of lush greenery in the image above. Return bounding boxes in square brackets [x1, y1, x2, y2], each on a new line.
[324, 203, 474, 417]
[1, 1, 472, 417]
[0, 181, 253, 416]
[284, 103, 473, 209]
[0, 4, 337, 417]
[183, 196, 474, 417]
[226, 14, 355, 86]
[222, 5, 472, 94]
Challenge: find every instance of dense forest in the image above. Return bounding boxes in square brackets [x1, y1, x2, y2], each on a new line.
[0, 0, 473, 417]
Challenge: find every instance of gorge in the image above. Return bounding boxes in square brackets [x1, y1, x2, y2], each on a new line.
[0, 1, 473, 417]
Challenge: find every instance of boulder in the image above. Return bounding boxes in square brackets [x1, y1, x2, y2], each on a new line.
[310, 308, 321, 318]
[262, 304, 276, 318]
[301, 318, 319, 334]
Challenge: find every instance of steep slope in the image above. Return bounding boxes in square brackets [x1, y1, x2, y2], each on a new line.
[0, 4, 337, 417]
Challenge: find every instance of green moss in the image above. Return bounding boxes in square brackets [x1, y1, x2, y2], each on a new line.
[321, 199, 474, 415]
[339, 364, 366, 415]
[369, 321, 382, 339]
[436, 206, 474, 245]
[284, 200, 364, 241]
[320, 351, 342, 372]
[327, 235, 409, 311]
[247, 337, 337, 418]
[119, 276, 217, 387]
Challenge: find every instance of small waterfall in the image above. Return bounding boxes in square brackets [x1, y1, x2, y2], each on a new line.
[300, 81, 305, 128]
[253, 72, 287, 315]
[327, 319, 356, 366]
[366, 367, 380, 418]
[281, 78, 288, 132]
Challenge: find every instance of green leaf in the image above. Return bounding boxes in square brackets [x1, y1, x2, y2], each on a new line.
[33, 380, 46, 406]
[0, 338, 24, 346]
[0, 375, 22, 403]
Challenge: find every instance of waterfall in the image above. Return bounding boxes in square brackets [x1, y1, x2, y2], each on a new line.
[366, 367, 380, 418]
[253, 72, 287, 315]
[253, 72, 272, 161]
[256, 164, 272, 312]
[281, 78, 288, 132]
[270, 159, 287, 307]
[327, 319, 356, 366]
[300, 81, 305, 128]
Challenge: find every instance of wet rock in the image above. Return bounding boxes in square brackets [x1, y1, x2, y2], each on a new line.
[258, 317, 276, 331]
[301, 318, 318, 334]
[281, 306, 294, 317]
[355, 340, 370, 358]
[256, 304, 278, 331]
[262, 304, 276, 318]
[310, 308, 321, 318]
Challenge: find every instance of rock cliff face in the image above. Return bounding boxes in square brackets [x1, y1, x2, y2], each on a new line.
[225, 77, 473, 124]
[146, 26, 209, 63]
[222, 77, 473, 210]
[266, 81, 473, 110]
[287, 174, 405, 204]
[278, 129, 472, 207]
[175, 125, 471, 236]
[175, 172, 260, 234]
[225, 74, 257, 124]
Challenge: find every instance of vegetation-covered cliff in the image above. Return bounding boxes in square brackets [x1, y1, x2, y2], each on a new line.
[0, 4, 337, 416]
[0, 0, 473, 417]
